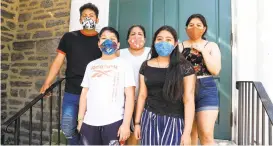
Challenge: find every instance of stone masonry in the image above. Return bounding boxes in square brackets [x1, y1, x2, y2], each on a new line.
[1, 0, 71, 144]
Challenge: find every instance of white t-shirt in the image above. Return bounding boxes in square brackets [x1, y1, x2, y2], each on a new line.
[119, 47, 151, 99]
[81, 57, 135, 126]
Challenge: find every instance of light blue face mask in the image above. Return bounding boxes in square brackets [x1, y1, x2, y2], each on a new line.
[154, 42, 175, 56]
[100, 39, 118, 55]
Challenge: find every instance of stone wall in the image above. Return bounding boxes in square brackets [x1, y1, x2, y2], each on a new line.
[1, 0, 20, 124]
[1, 0, 71, 144]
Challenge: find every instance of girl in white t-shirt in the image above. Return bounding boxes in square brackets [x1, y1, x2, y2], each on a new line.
[77, 27, 135, 145]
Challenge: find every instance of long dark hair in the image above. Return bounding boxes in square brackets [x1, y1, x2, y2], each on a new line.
[150, 25, 189, 102]
[185, 14, 208, 40]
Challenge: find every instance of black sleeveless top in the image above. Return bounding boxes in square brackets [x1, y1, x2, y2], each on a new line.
[181, 42, 211, 76]
[139, 60, 195, 118]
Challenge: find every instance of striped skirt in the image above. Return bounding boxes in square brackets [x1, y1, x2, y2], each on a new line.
[141, 109, 184, 145]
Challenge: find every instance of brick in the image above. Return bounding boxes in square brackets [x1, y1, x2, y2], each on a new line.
[1, 45, 5, 50]
[19, 89, 27, 97]
[54, 11, 69, 18]
[17, 33, 31, 40]
[18, 13, 32, 22]
[6, 21, 16, 30]
[13, 41, 35, 51]
[33, 14, 51, 20]
[8, 99, 23, 105]
[3, 0, 16, 3]
[1, 83, 7, 90]
[36, 38, 60, 54]
[1, 53, 9, 61]
[33, 10, 44, 14]
[40, 0, 53, 8]
[40, 63, 48, 67]
[1, 92, 7, 98]
[1, 36, 13, 42]
[1, 9, 15, 19]
[10, 89, 18, 97]
[2, 32, 14, 38]
[12, 63, 37, 67]
[30, 1, 38, 6]
[11, 69, 18, 73]
[1, 63, 10, 71]
[27, 22, 44, 30]
[1, 73, 8, 80]
[46, 19, 65, 28]
[24, 51, 35, 55]
[20, 69, 46, 76]
[33, 31, 52, 39]
[10, 81, 32, 87]
[28, 56, 48, 61]
[11, 53, 24, 61]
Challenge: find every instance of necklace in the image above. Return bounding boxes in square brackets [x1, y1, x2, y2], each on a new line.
[156, 58, 169, 68]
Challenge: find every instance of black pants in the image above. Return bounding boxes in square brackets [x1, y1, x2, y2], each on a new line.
[79, 120, 122, 145]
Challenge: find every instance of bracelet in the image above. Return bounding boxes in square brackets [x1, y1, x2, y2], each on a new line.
[134, 122, 140, 125]
[77, 117, 83, 121]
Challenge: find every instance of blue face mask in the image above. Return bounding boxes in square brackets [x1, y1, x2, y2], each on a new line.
[154, 42, 175, 56]
[100, 39, 118, 55]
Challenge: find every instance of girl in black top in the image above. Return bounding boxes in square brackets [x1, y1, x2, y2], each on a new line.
[134, 26, 196, 145]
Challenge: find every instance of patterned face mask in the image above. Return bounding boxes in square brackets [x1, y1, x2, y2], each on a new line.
[154, 42, 175, 56]
[100, 39, 118, 55]
[81, 17, 96, 30]
[128, 36, 145, 49]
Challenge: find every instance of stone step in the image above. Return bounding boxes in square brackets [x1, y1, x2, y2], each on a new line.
[214, 139, 236, 145]
[47, 129, 237, 145]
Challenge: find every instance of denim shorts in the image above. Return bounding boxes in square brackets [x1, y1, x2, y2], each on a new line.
[195, 76, 219, 112]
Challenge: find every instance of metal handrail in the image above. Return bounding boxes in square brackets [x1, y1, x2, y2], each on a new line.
[236, 81, 273, 145]
[2, 78, 65, 130]
[236, 81, 273, 124]
[1, 77, 66, 145]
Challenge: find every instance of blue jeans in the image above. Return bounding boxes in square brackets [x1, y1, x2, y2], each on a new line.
[61, 92, 80, 145]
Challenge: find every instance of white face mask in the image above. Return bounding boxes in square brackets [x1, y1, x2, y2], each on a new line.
[81, 17, 96, 30]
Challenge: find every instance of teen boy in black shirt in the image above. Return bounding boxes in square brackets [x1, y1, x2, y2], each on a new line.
[40, 3, 102, 145]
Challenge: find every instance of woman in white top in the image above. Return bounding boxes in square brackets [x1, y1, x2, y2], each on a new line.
[118, 25, 150, 145]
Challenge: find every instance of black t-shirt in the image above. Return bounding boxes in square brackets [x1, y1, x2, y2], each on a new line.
[139, 60, 195, 117]
[57, 30, 102, 95]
